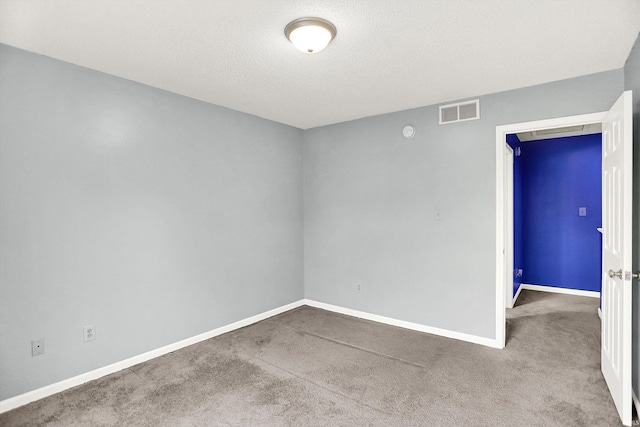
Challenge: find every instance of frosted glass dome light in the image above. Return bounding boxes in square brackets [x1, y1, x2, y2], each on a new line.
[285, 18, 336, 54]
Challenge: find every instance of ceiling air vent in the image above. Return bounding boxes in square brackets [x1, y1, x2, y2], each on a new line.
[516, 123, 602, 142]
[439, 99, 480, 125]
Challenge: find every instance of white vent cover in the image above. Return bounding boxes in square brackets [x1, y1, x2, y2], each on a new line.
[439, 99, 480, 124]
[516, 123, 602, 142]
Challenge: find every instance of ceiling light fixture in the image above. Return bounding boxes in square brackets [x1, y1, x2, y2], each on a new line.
[285, 17, 336, 54]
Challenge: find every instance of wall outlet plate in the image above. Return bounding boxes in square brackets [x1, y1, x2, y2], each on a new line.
[84, 324, 96, 342]
[31, 338, 45, 357]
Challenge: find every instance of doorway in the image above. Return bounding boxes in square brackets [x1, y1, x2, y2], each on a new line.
[496, 92, 634, 426]
[494, 111, 607, 348]
[507, 131, 603, 307]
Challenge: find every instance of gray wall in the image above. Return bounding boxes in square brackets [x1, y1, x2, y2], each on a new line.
[624, 31, 640, 404]
[304, 70, 624, 339]
[1, 37, 634, 403]
[0, 44, 304, 401]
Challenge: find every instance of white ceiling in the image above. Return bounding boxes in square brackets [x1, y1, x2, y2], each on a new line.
[1, 0, 639, 129]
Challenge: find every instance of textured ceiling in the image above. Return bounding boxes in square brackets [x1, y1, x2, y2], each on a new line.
[1, 0, 639, 129]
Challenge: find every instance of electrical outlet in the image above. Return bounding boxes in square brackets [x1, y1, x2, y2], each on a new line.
[84, 324, 96, 342]
[516, 268, 523, 278]
[31, 338, 45, 357]
[356, 283, 361, 291]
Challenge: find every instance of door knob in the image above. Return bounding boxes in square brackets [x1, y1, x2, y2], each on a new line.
[608, 269, 623, 278]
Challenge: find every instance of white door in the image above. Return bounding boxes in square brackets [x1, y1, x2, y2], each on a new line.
[601, 90, 633, 426]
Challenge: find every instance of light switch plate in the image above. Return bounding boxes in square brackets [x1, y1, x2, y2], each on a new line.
[579, 207, 587, 216]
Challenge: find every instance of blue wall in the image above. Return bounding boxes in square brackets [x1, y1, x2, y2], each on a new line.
[519, 133, 602, 292]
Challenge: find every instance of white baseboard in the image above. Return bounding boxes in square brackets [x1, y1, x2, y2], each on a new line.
[302, 299, 501, 349]
[598, 307, 602, 319]
[519, 283, 600, 299]
[512, 284, 524, 306]
[0, 299, 305, 415]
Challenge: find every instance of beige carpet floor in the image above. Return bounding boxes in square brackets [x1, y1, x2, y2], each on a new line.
[0, 290, 624, 426]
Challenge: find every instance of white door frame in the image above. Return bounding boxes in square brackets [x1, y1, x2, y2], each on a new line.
[495, 111, 606, 348]
[504, 144, 514, 309]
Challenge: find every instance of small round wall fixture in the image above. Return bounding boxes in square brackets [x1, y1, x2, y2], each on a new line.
[402, 125, 415, 139]
[285, 17, 336, 54]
